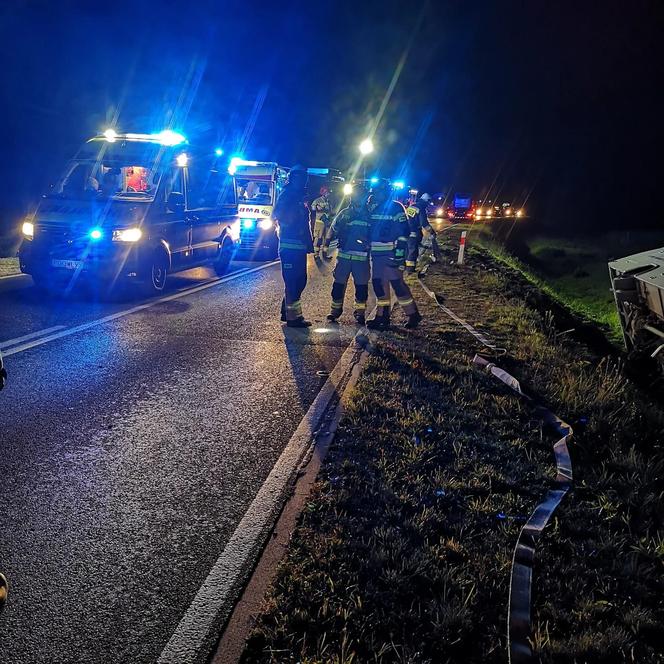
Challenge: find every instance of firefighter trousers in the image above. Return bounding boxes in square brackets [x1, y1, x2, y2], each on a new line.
[330, 256, 370, 318]
[406, 228, 422, 270]
[371, 254, 418, 318]
[280, 249, 308, 321]
[312, 221, 328, 256]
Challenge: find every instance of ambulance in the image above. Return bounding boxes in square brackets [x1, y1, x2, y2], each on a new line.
[231, 160, 287, 259]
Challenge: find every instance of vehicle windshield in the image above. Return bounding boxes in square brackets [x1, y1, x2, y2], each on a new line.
[235, 178, 273, 205]
[51, 142, 165, 201]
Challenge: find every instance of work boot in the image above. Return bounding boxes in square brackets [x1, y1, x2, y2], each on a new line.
[287, 317, 312, 328]
[367, 315, 390, 330]
[404, 266, 415, 275]
[353, 312, 366, 325]
[326, 313, 340, 323]
[404, 312, 423, 329]
[0, 572, 8, 614]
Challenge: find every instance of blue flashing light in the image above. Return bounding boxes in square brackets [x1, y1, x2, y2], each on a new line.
[215, 148, 223, 157]
[242, 218, 256, 229]
[89, 228, 103, 241]
[370, 177, 379, 184]
[156, 129, 186, 146]
[228, 155, 244, 175]
[393, 180, 405, 190]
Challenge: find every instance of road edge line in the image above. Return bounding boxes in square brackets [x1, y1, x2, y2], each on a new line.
[157, 333, 371, 664]
[210, 335, 372, 664]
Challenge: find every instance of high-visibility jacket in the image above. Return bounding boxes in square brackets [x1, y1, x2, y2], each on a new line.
[311, 195, 331, 225]
[368, 199, 409, 260]
[327, 204, 371, 261]
[273, 185, 314, 253]
[406, 199, 434, 233]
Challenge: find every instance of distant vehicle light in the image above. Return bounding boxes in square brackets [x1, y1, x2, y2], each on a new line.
[486, 210, 493, 218]
[343, 183, 353, 195]
[435, 207, 443, 217]
[393, 181, 405, 190]
[176, 153, 189, 168]
[22, 221, 34, 238]
[103, 128, 117, 143]
[215, 148, 223, 157]
[89, 228, 103, 241]
[466, 211, 474, 218]
[157, 130, 186, 146]
[448, 210, 455, 218]
[505, 208, 513, 216]
[242, 218, 256, 229]
[516, 209, 524, 217]
[258, 218, 273, 230]
[229, 219, 241, 241]
[112, 227, 142, 243]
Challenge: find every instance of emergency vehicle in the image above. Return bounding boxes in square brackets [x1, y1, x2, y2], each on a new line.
[231, 162, 345, 259]
[19, 130, 239, 295]
[231, 160, 287, 259]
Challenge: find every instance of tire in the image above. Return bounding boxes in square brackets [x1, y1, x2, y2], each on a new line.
[142, 249, 169, 296]
[213, 238, 234, 276]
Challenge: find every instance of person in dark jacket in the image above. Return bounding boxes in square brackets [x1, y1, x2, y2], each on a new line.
[405, 192, 441, 273]
[272, 165, 314, 327]
[367, 181, 422, 329]
[325, 183, 371, 324]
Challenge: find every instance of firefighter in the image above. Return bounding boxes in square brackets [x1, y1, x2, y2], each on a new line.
[310, 186, 331, 259]
[325, 183, 371, 325]
[405, 192, 441, 273]
[273, 165, 314, 327]
[367, 181, 422, 330]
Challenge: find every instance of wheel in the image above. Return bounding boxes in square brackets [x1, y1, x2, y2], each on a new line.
[213, 238, 234, 276]
[142, 250, 169, 296]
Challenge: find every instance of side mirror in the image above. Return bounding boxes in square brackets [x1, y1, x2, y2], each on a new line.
[167, 191, 185, 212]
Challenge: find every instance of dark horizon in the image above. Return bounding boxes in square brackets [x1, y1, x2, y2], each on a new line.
[0, 0, 662, 237]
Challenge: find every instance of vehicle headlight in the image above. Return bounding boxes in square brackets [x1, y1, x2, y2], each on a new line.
[258, 218, 274, 230]
[516, 209, 524, 217]
[505, 208, 512, 216]
[112, 227, 143, 242]
[435, 208, 443, 217]
[229, 219, 241, 241]
[242, 218, 256, 229]
[486, 210, 493, 217]
[22, 221, 34, 239]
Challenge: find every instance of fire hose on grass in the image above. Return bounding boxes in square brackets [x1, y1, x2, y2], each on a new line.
[417, 276, 574, 664]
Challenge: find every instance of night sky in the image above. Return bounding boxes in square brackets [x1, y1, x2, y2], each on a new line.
[0, 0, 662, 239]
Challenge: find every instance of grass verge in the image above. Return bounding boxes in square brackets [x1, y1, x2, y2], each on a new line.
[240, 244, 664, 663]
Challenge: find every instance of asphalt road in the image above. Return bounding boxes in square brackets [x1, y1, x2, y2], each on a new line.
[0, 257, 364, 663]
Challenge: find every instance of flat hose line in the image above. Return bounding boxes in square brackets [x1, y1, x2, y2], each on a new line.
[416, 276, 573, 663]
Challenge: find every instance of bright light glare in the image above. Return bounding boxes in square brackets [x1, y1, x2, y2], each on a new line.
[103, 128, 117, 142]
[359, 138, 374, 155]
[215, 148, 223, 156]
[258, 218, 274, 230]
[176, 153, 189, 167]
[229, 219, 241, 241]
[242, 218, 256, 229]
[157, 129, 186, 146]
[228, 156, 244, 175]
[516, 209, 524, 217]
[22, 221, 34, 238]
[112, 227, 143, 243]
[343, 183, 353, 195]
[89, 228, 103, 241]
[370, 176, 379, 184]
[435, 208, 443, 217]
[393, 181, 405, 190]
[313, 328, 334, 334]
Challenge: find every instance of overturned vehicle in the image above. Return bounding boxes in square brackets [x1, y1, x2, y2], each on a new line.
[609, 247, 664, 369]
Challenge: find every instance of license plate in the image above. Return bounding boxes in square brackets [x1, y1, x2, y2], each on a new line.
[51, 259, 83, 270]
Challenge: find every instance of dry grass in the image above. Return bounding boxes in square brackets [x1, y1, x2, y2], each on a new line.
[241, 243, 664, 663]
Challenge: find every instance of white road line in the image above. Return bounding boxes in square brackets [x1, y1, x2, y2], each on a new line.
[0, 272, 28, 281]
[0, 325, 66, 350]
[3, 262, 278, 358]
[158, 335, 367, 664]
